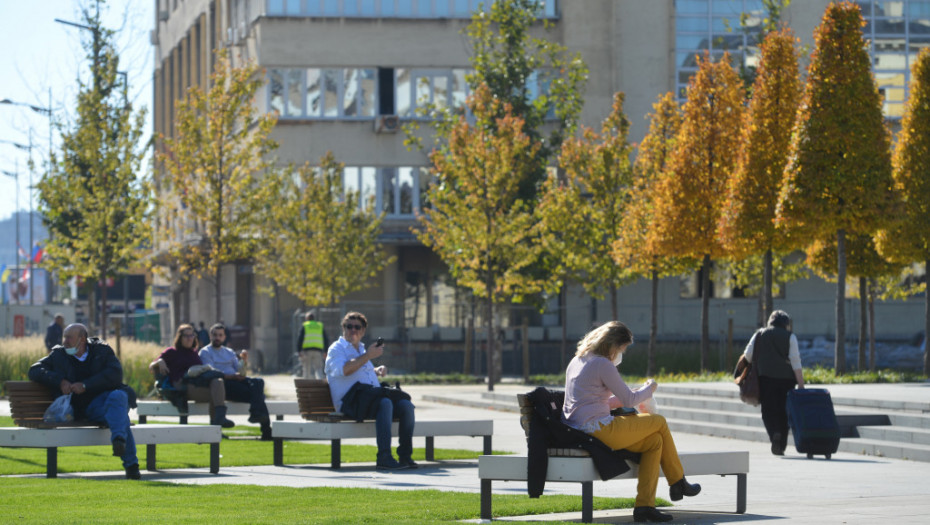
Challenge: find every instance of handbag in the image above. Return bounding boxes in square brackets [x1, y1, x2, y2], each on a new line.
[733, 355, 760, 406]
[44, 393, 75, 423]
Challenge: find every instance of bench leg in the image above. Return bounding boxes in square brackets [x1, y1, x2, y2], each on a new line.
[180, 415, 188, 425]
[331, 439, 341, 469]
[273, 438, 283, 466]
[483, 435, 492, 455]
[46, 447, 57, 479]
[480, 479, 492, 520]
[276, 415, 284, 421]
[210, 442, 220, 474]
[581, 481, 593, 523]
[736, 473, 747, 514]
[425, 437, 434, 461]
[139, 415, 147, 424]
[146, 444, 157, 471]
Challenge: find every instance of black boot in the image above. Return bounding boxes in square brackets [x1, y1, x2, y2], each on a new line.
[260, 420, 272, 441]
[212, 406, 235, 428]
[669, 476, 702, 501]
[771, 432, 785, 455]
[633, 507, 673, 522]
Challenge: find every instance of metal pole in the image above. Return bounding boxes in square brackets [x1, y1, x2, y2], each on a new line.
[13, 161, 19, 304]
[28, 130, 33, 305]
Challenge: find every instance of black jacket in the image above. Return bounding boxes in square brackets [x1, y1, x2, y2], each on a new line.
[525, 387, 640, 497]
[29, 338, 137, 420]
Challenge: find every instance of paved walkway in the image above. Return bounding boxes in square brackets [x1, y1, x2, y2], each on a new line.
[3, 376, 930, 523]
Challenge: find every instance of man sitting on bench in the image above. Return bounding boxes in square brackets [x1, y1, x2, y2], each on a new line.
[29, 323, 142, 479]
[324, 311, 416, 470]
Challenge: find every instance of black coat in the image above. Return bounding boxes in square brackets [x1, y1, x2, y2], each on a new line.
[525, 387, 640, 497]
[29, 338, 136, 419]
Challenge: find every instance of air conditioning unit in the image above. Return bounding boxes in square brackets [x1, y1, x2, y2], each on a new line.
[149, 29, 159, 45]
[158, 10, 169, 22]
[374, 115, 399, 133]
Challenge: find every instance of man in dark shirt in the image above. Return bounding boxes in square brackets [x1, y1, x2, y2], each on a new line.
[29, 323, 141, 479]
[44, 314, 64, 352]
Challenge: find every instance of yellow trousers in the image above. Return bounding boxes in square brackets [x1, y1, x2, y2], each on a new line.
[592, 413, 685, 507]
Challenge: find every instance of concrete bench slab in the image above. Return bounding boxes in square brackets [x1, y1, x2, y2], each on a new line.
[136, 400, 299, 423]
[272, 419, 493, 468]
[478, 450, 749, 523]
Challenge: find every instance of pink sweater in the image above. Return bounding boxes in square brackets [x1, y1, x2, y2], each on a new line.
[561, 354, 653, 432]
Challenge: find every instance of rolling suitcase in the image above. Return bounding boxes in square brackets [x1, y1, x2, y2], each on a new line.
[786, 388, 840, 459]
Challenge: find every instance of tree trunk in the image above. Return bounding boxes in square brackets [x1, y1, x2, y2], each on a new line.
[215, 266, 222, 324]
[610, 284, 618, 321]
[868, 278, 876, 372]
[701, 254, 711, 372]
[648, 267, 658, 377]
[560, 284, 568, 372]
[858, 276, 867, 372]
[836, 229, 846, 375]
[100, 274, 108, 339]
[763, 248, 774, 323]
[486, 275, 495, 392]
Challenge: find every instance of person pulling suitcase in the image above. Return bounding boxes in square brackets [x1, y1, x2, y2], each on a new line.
[741, 310, 805, 455]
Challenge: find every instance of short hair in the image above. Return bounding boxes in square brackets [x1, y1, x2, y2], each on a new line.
[342, 311, 368, 328]
[768, 310, 791, 329]
[575, 321, 633, 360]
[305, 310, 316, 321]
[63, 323, 88, 340]
[210, 323, 226, 337]
[54, 313, 64, 322]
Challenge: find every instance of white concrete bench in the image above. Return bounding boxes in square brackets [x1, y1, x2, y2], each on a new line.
[271, 419, 494, 468]
[0, 424, 223, 478]
[478, 450, 749, 523]
[136, 400, 299, 424]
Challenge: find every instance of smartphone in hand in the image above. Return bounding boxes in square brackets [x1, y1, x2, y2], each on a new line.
[376, 337, 384, 347]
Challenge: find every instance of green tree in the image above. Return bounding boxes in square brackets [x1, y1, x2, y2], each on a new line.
[718, 27, 802, 322]
[776, 2, 896, 375]
[876, 48, 930, 376]
[651, 53, 746, 371]
[415, 84, 544, 391]
[615, 92, 694, 376]
[37, 1, 149, 337]
[538, 93, 634, 365]
[156, 49, 278, 322]
[254, 153, 392, 307]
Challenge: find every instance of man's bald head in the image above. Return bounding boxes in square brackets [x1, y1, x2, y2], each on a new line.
[62, 324, 89, 356]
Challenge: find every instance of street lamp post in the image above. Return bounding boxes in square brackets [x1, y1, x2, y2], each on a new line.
[1, 163, 19, 304]
[1, 138, 38, 304]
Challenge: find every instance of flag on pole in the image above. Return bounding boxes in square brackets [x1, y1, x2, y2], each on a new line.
[20, 267, 30, 283]
[0, 264, 8, 283]
[32, 244, 44, 263]
[17, 242, 28, 259]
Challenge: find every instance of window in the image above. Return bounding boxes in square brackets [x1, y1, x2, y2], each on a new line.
[265, 0, 559, 19]
[341, 166, 431, 216]
[269, 67, 377, 119]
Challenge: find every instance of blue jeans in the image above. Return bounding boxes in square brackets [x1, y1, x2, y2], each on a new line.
[374, 397, 415, 462]
[84, 389, 138, 468]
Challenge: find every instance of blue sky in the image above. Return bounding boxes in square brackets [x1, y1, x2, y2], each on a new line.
[0, 0, 153, 222]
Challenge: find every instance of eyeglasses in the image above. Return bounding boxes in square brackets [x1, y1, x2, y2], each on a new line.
[344, 324, 364, 331]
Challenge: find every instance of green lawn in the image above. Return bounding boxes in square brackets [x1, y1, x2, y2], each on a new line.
[0, 415, 643, 523]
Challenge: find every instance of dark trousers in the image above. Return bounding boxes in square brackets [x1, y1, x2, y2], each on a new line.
[223, 377, 269, 420]
[759, 375, 795, 448]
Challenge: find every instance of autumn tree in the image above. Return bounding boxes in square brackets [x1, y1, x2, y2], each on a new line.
[416, 84, 544, 391]
[254, 153, 392, 307]
[650, 53, 746, 371]
[876, 47, 930, 376]
[718, 27, 802, 323]
[776, 2, 896, 375]
[157, 49, 278, 322]
[538, 93, 634, 364]
[37, 1, 149, 337]
[613, 92, 692, 376]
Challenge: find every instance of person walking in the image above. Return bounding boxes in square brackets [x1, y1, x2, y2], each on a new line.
[297, 310, 328, 379]
[742, 309, 805, 455]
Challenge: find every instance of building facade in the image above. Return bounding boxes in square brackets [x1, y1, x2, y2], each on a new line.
[152, 0, 930, 372]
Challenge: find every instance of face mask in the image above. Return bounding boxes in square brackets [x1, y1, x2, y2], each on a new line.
[612, 352, 623, 366]
[65, 347, 78, 356]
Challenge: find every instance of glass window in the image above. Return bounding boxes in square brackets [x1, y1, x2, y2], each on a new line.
[382, 0, 395, 16]
[361, 167, 377, 210]
[307, 68, 322, 116]
[381, 167, 397, 214]
[876, 1, 906, 17]
[398, 167, 415, 214]
[908, 35, 930, 54]
[268, 0, 286, 15]
[323, 0, 340, 16]
[398, 0, 414, 16]
[344, 167, 360, 196]
[396, 68, 412, 117]
[418, 0, 431, 16]
[306, 0, 321, 15]
[269, 69, 285, 114]
[452, 69, 468, 114]
[345, 0, 359, 16]
[358, 68, 377, 117]
[435, 0, 449, 17]
[678, 34, 711, 50]
[677, 17, 708, 32]
[287, 69, 303, 116]
[434, 76, 448, 109]
[323, 69, 340, 117]
[287, 0, 303, 15]
[677, 0, 709, 14]
[454, 0, 470, 16]
[344, 69, 360, 117]
[417, 167, 432, 211]
[361, 0, 376, 15]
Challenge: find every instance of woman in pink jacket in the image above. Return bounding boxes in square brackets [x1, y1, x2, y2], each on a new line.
[561, 321, 701, 523]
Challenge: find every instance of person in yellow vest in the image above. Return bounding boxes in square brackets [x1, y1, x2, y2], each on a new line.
[297, 310, 329, 379]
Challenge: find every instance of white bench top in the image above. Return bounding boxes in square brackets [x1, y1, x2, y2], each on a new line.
[272, 419, 493, 440]
[479, 451, 749, 482]
[136, 400, 299, 417]
[0, 424, 222, 447]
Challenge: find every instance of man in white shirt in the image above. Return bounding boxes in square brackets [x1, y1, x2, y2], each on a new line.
[324, 311, 416, 470]
[199, 323, 271, 440]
